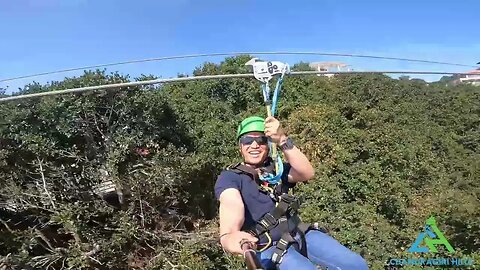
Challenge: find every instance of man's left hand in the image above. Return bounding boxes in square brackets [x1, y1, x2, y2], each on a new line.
[264, 116, 287, 144]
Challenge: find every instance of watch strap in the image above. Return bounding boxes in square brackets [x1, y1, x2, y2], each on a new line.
[280, 137, 294, 150]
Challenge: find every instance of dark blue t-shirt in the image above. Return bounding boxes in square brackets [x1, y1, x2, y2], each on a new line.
[214, 163, 295, 243]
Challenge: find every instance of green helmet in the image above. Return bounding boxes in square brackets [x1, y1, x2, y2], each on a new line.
[236, 116, 265, 140]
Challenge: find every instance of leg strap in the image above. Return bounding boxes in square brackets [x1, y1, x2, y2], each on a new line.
[296, 222, 311, 258]
[271, 232, 297, 265]
[271, 220, 313, 266]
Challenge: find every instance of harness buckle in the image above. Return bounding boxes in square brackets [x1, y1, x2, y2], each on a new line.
[279, 194, 295, 204]
[259, 213, 278, 230]
[271, 232, 296, 265]
[278, 194, 301, 215]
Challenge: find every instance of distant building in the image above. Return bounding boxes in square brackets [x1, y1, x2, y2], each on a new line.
[458, 69, 480, 86]
[309, 62, 351, 78]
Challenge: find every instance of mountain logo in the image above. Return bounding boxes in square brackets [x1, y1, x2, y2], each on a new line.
[408, 216, 455, 253]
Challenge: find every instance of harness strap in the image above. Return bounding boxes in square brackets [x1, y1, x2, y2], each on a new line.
[254, 194, 299, 230]
[295, 220, 312, 258]
[227, 163, 260, 183]
[271, 219, 312, 266]
[226, 162, 317, 265]
[227, 159, 277, 183]
[271, 231, 297, 265]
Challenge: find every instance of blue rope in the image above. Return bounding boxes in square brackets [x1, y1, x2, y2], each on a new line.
[271, 73, 285, 116]
[261, 83, 270, 104]
[259, 75, 286, 185]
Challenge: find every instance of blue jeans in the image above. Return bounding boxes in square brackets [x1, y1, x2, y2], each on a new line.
[257, 230, 369, 270]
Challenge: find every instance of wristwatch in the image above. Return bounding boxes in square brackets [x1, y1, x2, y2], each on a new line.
[280, 137, 294, 151]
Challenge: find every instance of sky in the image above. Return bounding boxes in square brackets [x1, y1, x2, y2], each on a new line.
[1, 0, 479, 93]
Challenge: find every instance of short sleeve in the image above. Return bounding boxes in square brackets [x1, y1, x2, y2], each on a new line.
[281, 162, 296, 189]
[214, 170, 242, 200]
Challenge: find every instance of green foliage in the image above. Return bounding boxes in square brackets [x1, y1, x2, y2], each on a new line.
[291, 62, 315, 71]
[1, 57, 479, 269]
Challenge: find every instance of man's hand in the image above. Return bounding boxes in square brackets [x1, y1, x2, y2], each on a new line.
[264, 116, 287, 144]
[221, 231, 258, 255]
[264, 117, 316, 183]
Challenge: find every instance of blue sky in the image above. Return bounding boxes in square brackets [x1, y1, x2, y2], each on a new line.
[1, 0, 478, 93]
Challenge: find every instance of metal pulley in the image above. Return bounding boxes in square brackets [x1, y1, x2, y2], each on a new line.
[245, 57, 290, 84]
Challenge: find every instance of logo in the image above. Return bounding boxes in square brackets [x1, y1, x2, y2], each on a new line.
[408, 216, 455, 253]
[387, 216, 475, 268]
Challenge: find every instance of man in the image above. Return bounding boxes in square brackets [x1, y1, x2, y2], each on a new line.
[214, 116, 369, 270]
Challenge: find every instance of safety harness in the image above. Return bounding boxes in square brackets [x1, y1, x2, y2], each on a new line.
[227, 161, 314, 266]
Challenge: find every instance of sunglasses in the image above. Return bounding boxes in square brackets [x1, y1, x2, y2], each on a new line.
[239, 135, 269, 145]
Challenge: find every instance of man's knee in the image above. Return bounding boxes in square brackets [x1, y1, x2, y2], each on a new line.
[344, 252, 369, 270]
[304, 230, 369, 269]
[280, 246, 318, 270]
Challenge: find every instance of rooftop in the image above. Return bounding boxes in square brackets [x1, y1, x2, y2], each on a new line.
[467, 69, 480, 74]
[309, 62, 350, 68]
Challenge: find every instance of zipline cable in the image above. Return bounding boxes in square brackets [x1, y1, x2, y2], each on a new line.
[0, 70, 475, 103]
[0, 51, 477, 83]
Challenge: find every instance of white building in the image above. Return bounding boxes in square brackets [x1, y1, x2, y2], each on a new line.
[459, 69, 480, 86]
[309, 62, 351, 78]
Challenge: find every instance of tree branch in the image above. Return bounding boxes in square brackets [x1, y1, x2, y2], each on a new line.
[35, 228, 55, 251]
[92, 112, 105, 140]
[0, 217, 14, 233]
[37, 158, 56, 209]
[139, 198, 145, 228]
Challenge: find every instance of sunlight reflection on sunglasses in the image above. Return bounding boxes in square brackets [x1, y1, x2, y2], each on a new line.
[239, 136, 268, 145]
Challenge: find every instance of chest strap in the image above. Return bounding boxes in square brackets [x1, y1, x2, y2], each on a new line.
[247, 193, 300, 236]
[227, 161, 283, 197]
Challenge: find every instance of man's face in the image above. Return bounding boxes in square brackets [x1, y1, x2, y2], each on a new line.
[239, 132, 269, 166]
